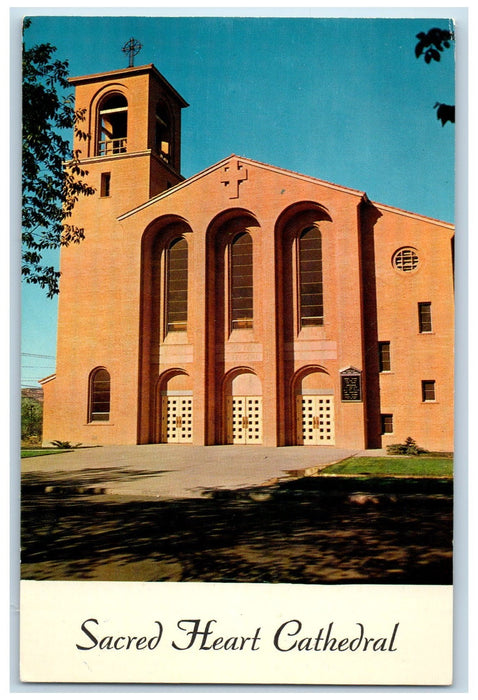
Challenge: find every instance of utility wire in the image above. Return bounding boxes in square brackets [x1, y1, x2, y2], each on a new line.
[21, 365, 55, 369]
[21, 353, 55, 359]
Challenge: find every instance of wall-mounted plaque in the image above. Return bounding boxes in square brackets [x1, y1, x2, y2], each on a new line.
[340, 367, 362, 402]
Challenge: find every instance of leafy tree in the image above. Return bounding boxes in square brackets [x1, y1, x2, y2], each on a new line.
[415, 27, 455, 126]
[22, 18, 95, 297]
[21, 397, 43, 442]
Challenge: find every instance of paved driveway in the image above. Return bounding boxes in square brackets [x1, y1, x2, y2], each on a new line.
[20, 444, 373, 499]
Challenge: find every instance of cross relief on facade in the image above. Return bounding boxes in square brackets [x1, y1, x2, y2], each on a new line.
[220, 161, 248, 198]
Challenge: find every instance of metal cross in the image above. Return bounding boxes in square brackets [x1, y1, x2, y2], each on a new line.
[122, 38, 143, 67]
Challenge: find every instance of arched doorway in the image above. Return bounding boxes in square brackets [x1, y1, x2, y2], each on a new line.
[294, 368, 335, 445]
[158, 371, 193, 443]
[225, 371, 263, 444]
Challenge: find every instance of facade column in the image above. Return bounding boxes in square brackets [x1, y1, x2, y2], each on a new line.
[333, 202, 367, 449]
[260, 223, 281, 446]
[190, 223, 209, 445]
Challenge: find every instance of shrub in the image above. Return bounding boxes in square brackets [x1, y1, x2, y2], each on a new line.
[386, 437, 428, 455]
[51, 440, 82, 449]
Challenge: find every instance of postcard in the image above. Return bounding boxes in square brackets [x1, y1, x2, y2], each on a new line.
[18, 11, 458, 687]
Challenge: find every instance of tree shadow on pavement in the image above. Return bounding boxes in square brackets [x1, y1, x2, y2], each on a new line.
[21, 467, 172, 493]
[21, 487, 453, 585]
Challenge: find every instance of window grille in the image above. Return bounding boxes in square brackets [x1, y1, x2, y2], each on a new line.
[393, 247, 419, 272]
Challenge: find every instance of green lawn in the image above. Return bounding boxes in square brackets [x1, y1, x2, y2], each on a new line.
[21, 449, 72, 458]
[321, 456, 453, 477]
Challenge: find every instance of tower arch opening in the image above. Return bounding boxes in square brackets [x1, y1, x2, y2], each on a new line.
[155, 101, 172, 162]
[97, 93, 128, 156]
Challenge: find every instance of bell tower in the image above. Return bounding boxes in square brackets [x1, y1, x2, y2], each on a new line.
[41, 60, 189, 446]
[68, 61, 189, 209]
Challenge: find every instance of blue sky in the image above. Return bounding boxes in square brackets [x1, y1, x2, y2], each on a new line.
[19, 13, 456, 388]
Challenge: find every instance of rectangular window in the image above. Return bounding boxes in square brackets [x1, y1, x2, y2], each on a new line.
[100, 172, 111, 197]
[381, 414, 393, 434]
[378, 341, 391, 372]
[89, 369, 111, 422]
[418, 302, 432, 333]
[167, 239, 188, 332]
[422, 380, 436, 402]
[299, 227, 323, 327]
[231, 233, 253, 329]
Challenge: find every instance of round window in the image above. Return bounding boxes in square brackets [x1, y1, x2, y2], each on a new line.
[392, 247, 419, 272]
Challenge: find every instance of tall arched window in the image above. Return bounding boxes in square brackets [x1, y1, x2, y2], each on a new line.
[231, 232, 253, 329]
[98, 94, 128, 155]
[155, 103, 171, 162]
[299, 226, 323, 327]
[89, 368, 111, 422]
[166, 238, 188, 332]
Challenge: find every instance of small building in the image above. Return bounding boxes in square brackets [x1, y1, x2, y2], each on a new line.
[41, 63, 454, 452]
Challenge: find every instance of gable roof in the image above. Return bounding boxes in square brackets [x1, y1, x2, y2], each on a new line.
[117, 154, 365, 222]
[117, 153, 453, 228]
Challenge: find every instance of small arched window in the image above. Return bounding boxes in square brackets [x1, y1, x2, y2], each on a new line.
[98, 94, 128, 156]
[155, 103, 171, 162]
[299, 226, 323, 327]
[231, 232, 253, 330]
[166, 238, 188, 333]
[89, 368, 111, 422]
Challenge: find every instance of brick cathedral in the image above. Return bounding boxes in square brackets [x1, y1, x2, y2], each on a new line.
[41, 63, 454, 451]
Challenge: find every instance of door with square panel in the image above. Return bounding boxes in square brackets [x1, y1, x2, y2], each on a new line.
[226, 396, 263, 444]
[297, 394, 335, 445]
[225, 371, 263, 444]
[161, 394, 193, 443]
